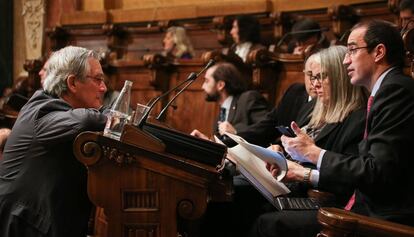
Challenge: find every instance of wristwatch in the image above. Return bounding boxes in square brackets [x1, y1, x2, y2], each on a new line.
[303, 168, 312, 183]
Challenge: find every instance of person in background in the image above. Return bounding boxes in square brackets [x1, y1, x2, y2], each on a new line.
[0, 46, 108, 237]
[229, 15, 265, 62]
[399, 0, 414, 33]
[39, 59, 49, 87]
[190, 62, 269, 145]
[288, 18, 330, 55]
[163, 26, 195, 59]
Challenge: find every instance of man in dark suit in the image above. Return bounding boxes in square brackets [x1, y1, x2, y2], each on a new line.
[191, 62, 269, 144]
[0, 46, 108, 237]
[269, 19, 414, 237]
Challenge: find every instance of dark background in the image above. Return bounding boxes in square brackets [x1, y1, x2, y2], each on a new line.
[0, 0, 13, 95]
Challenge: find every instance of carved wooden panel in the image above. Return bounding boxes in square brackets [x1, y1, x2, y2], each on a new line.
[123, 223, 159, 237]
[122, 190, 159, 211]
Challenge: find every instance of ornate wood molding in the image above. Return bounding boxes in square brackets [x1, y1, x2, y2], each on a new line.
[22, 0, 45, 60]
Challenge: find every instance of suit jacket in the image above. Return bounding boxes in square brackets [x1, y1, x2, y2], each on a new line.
[0, 90, 107, 236]
[237, 83, 312, 147]
[215, 90, 269, 145]
[311, 107, 366, 205]
[320, 68, 414, 226]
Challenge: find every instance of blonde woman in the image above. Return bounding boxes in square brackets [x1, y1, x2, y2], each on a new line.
[249, 46, 368, 237]
[163, 26, 195, 59]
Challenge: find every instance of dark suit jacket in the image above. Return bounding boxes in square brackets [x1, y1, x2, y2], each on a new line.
[0, 90, 107, 236]
[243, 107, 366, 237]
[215, 90, 269, 145]
[237, 83, 312, 147]
[310, 107, 366, 205]
[320, 68, 414, 226]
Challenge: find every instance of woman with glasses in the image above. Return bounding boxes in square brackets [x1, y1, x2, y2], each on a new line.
[248, 45, 368, 237]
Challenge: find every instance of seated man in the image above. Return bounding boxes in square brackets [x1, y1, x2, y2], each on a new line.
[287, 18, 330, 55]
[191, 62, 269, 145]
[0, 46, 108, 237]
[399, 0, 414, 33]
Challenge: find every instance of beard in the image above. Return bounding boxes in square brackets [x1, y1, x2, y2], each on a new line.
[205, 91, 220, 102]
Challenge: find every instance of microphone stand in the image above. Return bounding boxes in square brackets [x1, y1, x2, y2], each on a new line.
[136, 59, 215, 128]
[156, 59, 215, 120]
[276, 28, 329, 48]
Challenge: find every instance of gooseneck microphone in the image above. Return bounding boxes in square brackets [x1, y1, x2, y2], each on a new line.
[156, 59, 215, 120]
[136, 59, 215, 128]
[276, 27, 329, 48]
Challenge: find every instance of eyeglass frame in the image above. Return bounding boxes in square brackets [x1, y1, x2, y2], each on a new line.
[303, 70, 328, 84]
[85, 75, 106, 85]
[345, 45, 371, 56]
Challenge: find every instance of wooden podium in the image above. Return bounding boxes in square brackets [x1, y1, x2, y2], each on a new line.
[73, 124, 232, 237]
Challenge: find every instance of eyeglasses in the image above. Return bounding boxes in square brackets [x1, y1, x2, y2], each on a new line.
[86, 75, 106, 85]
[346, 46, 369, 56]
[304, 71, 328, 84]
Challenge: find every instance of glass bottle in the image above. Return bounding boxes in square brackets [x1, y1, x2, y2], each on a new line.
[103, 80, 133, 140]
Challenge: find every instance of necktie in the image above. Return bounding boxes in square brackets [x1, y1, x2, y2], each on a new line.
[219, 107, 226, 122]
[344, 96, 374, 211]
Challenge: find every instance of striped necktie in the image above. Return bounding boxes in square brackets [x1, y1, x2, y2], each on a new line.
[344, 96, 374, 211]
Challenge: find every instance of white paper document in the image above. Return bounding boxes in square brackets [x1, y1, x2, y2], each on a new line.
[225, 132, 288, 181]
[223, 132, 290, 197]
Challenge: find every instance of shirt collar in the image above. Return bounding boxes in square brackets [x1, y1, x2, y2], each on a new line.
[221, 96, 233, 110]
[371, 67, 395, 96]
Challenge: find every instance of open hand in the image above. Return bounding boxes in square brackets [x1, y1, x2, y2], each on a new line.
[280, 121, 321, 164]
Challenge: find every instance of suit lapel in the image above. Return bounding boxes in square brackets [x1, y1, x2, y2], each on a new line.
[365, 68, 399, 134]
[315, 122, 339, 143]
[297, 100, 315, 127]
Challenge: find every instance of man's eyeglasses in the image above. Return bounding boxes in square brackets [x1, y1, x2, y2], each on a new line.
[304, 71, 327, 84]
[346, 46, 369, 56]
[86, 75, 106, 85]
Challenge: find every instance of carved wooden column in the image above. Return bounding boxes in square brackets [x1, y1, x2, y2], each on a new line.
[22, 0, 45, 96]
[327, 5, 358, 44]
[212, 16, 233, 47]
[247, 48, 278, 106]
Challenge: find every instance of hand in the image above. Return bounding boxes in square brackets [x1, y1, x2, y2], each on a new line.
[280, 121, 321, 164]
[292, 46, 305, 55]
[190, 129, 209, 140]
[218, 121, 237, 135]
[267, 144, 283, 152]
[266, 160, 311, 183]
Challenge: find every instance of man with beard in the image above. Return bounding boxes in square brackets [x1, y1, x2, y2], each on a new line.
[191, 62, 269, 145]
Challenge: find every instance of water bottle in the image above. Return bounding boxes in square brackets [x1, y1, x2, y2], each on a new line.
[103, 80, 133, 140]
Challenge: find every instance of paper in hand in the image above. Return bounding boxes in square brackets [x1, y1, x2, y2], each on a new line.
[224, 132, 287, 181]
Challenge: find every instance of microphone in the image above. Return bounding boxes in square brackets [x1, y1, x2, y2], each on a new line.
[338, 29, 350, 44]
[401, 19, 414, 35]
[155, 59, 215, 120]
[276, 27, 329, 48]
[136, 59, 215, 128]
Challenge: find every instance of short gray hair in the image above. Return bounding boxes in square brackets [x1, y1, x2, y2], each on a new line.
[43, 46, 100, 97]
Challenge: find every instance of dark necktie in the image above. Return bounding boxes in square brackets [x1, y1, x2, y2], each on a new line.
[219, 107, 226, 122]
[344, 96, 374, 211]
